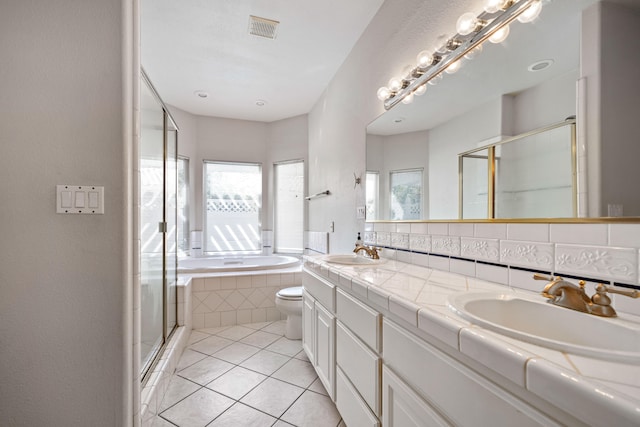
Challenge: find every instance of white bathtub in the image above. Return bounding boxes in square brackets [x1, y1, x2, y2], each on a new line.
[178, 255, 300, 274]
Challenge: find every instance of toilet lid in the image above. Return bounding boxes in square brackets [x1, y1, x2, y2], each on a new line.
[277, 286, 302, 299]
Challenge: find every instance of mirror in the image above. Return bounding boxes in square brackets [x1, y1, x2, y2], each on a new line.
[366, 0, 640, 220]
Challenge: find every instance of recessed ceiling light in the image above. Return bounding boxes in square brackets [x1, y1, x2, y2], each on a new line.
[255, 99, 267, 107]
[194, 90, 209, 98]
[528, 59, 554, 72]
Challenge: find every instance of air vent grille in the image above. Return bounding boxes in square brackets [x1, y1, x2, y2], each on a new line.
[248, 15, 279, 40]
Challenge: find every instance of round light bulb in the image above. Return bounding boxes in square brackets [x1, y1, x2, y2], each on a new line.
[388, 77, 403, 92]
[456, 12, 478, 36]
[517, 0, 542, 23]
[401, 93, 414, 104]
[428, 73, 443, 86]
[416, 50, 434, 69]
[464, 43, 483, 60]
[414, 84, 427, 96]
[489, 25, 510, 43]
[445, 60, 461, 74]
[377, 86, 391, 101]
[484, 0, 508, 14]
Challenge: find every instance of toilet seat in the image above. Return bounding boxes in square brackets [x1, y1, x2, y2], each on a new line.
[276, 286, 303, 301]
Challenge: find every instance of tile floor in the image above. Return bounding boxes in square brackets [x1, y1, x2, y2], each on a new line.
[150, 320, 345, 427]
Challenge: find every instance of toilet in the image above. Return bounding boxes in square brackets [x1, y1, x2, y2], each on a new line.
[275, 286, 303, 340]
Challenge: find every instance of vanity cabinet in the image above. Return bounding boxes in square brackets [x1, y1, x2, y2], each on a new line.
[383, 319, 562, 427]
[302, 270, 336, 399]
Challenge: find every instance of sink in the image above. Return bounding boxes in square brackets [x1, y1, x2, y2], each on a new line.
[323, 254, 386, 266]
[448, 292, 640, 363]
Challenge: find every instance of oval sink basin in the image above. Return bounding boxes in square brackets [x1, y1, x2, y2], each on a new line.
[448, 292, 640, 363]
[323, 254, 386, 266]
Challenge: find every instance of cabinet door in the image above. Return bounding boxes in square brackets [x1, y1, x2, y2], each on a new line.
[382, 365, 452, 427]
[314, 302, 336, 400]
[302, 292, 315, 364]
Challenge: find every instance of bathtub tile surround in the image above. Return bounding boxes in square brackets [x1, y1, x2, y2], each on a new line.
[306, 231, 329, 254]
[365, 222, 640, 316]
[191, 271, 302, 329]
[145, 321, 343, 427]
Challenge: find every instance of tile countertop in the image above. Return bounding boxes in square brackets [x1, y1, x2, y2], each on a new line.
[303, 254, 640, 427]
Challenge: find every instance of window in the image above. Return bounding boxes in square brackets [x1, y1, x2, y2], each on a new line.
[390, 169, 422, 220]
[204, 161, 262, 254]
[274, 160, 304, 253]
[366, 171, 379, 220]
[177, 157, 189, 256]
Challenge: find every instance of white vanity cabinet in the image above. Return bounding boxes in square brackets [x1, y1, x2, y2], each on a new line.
[383, 319, 563, 427]
[302, 269, 336, 399]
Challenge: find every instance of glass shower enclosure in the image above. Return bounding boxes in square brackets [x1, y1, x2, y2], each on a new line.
[140, 70, 178, 379]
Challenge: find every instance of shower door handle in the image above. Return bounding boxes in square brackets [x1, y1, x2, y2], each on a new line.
[158, 222, 167, 233]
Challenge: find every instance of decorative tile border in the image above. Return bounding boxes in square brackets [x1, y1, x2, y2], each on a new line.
[367, 222, 640, 289]
[461, 237, 499, 263]
[555, 244, 637, 283]
[500, 240, 554, 270]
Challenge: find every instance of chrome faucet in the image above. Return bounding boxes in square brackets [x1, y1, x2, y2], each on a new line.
[533, 273, 639, 317]
[353, 244, 381, 259]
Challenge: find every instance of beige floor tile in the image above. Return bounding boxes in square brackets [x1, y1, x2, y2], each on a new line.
[178, 357, 234, 386]
[272, 358, 318, 389]
[239, 330, 282, 348]
[243, 321, 273, 330]
[240, 378, 304, 418]
[281, 390, 341, 427]
[212, 342, 260, 364]
[187, 330, 210, 345]
[176, 349, 208, 371]
[160, 388, 234, 427]
[151, 415, 176, 427]
[261, 320, 286, 335]
[240, 349, 290, 376]
[158, 376, 200, 412]
[272, 421, 296, 427]
[215, 325, 256, 340]
[265, 337, 303, 357]
[207, 402, 277, 426]
[189, 335, 234, 355]
[294, 350, 310, 362]
[198, 326, 230, 335]
[307, 378, 328, 396]
[206, 366, 267, 400]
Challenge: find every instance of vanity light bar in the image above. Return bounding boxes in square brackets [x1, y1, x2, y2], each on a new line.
[380, 0, 542, 110]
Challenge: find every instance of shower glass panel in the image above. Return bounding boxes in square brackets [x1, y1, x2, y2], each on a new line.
[495, 125, 574, 218]
[460, 150, 489, 219]
[140, 72, 178, 379]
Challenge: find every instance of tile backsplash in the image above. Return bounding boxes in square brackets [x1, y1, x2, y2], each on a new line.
[364, 222, 640, 292]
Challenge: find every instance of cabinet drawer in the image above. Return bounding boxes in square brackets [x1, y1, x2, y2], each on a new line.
[336, 288, 381, 352]
[383, 319, 560, 427]
[337, 321, 381, 416]
[336, 366, 380, 427]
[303, 269, 335, 312]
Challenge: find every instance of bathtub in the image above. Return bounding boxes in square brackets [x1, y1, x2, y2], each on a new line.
[178, 255, 300, 274]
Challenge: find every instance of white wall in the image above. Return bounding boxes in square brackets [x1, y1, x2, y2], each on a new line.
[0, 1, 126, 425]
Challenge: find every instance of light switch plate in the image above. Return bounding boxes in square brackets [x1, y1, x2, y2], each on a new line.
[57, 185, 104, 214]
[356, 206, 366, 219]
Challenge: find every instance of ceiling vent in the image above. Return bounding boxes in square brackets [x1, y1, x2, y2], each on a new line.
[248, 15, 279, 40]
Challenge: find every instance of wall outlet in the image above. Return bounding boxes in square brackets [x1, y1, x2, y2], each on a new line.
[356, 206, 366, 219]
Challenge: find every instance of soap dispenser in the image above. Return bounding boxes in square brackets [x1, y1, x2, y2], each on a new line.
[355, 232, 363, 247]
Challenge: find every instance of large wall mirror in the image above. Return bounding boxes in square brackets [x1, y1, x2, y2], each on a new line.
[366, 0, 640, 221]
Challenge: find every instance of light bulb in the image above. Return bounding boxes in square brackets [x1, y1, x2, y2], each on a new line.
[401, 93, 414, 104]
[489, 25, 510, 43]
[377, 86, 391, 101]
[428, 73, 443, 86]
[414, 84, 427, 96]
[416, 50, 434, 69]
[445, 60, 461, 74]
[456, 12, 478, 36]
[388, 77, 403, 92]
[464, 43, 483, 60]
[517, 0, 542, 23]
[484, 0, 508, 14]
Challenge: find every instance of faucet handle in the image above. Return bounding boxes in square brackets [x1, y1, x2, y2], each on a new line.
[533, 273, 555, 282]
[599, 284, 640, 299]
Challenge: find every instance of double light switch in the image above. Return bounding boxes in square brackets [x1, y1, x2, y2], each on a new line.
[57, 185, 104, 214]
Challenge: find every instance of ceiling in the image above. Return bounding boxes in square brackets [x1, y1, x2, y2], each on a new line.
[141, 0, 385, 122]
